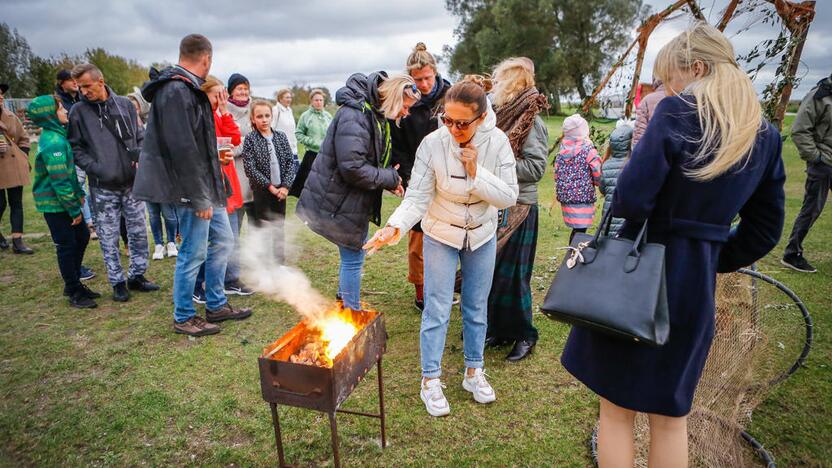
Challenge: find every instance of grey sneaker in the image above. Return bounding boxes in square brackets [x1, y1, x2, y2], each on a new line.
[174, 316, 220, 337]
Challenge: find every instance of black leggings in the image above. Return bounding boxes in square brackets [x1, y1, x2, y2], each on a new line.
[0, 186, 24, 233]
[252, 188, 287, 264]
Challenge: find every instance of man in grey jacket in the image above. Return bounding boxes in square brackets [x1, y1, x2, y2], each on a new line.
[782, 73, 832, 273]
[68, 63, 159, 302]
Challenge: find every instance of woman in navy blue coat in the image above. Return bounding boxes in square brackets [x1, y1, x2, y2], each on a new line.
[561, 23, 786, 467]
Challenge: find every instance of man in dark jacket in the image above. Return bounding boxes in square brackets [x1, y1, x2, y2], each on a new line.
[55, 69, 81, 112]
[390, 47, 451, 311]
[68, 63, 159, 302]
[133, 34, 251, 337]
[782, 73, 832, 273]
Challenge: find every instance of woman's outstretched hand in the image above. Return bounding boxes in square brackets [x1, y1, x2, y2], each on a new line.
[363, 226, 401, 255]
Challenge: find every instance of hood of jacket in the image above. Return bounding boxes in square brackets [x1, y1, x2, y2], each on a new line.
[141, 65, 203, 103]
[609, 125, 633, 157]
[336, 71, 386, 111]
[27, 95, 66, 136]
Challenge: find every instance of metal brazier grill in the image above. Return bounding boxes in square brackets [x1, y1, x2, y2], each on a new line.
[258, 308, 387, 467]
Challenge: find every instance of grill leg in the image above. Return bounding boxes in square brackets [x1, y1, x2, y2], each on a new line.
[270, 403, 286, 467]
[329, 412, 340, 468]
[377, 357, 387, 448]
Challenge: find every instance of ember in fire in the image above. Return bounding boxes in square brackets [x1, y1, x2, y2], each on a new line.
[288, 306, 361, 367]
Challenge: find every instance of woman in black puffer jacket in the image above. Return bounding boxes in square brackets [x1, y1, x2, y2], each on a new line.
[296, 72, 420, 310]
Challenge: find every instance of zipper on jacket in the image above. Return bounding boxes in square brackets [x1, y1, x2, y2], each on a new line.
[331, 192, 349, 218]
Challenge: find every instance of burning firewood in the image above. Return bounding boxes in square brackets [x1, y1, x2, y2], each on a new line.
[289, 340, 329, 367]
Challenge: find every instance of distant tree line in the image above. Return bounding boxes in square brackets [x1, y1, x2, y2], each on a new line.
[1, 23, 149, 97]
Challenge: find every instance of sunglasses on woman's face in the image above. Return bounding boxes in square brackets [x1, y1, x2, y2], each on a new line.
[440, 112, 483, 131]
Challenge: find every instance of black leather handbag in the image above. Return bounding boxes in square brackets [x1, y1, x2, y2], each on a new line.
[541, 208, 670, 346]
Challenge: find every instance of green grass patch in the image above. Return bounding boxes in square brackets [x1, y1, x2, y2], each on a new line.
[0, 115, 829, 466]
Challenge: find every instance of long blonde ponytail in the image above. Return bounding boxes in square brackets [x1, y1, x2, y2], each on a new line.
[655, 22, 762, 181]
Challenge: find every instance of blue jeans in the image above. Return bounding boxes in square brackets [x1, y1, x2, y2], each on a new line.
[420, 234, 496, 378]
[337, 242, 366, 311]
[195, 210, 240, 289]
[173, 206, 233, 323]
[146, 202, 178, 245]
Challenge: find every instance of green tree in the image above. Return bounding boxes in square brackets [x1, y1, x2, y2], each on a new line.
[445, 0, 646, 111]
[30, 53, 81, 96]
[85, 48, 149, 95]
[0, 23, 35, 97]
[553, 0, 648, 101]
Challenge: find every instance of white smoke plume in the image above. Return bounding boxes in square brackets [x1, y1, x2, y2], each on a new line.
[238, 219, 331, 324]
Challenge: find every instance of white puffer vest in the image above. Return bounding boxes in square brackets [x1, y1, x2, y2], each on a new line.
[386, 105, 519, 250]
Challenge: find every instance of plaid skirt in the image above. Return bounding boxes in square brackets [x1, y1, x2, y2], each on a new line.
[486, 205, 539, 341]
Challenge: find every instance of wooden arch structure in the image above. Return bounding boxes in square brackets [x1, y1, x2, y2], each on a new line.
[582, 0, 817, 130]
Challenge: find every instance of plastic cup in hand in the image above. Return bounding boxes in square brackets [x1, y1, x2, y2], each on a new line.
[217, 137, 233, 151]
[217, 137, 233, 164]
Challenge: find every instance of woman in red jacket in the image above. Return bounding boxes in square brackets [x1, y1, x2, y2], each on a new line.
[192, 76, 253, 301]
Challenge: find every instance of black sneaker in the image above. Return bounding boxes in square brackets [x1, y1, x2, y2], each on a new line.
[69, 289, 97, 309]
[224, 280, 254, 296]
[113, 281, 130, 302]
[781, 254, 817, 273]
[78, 283, 101, 299]
[127, 274, 160, 292]
[79, 265, 95, 281]
[192, 284, 207, 304]
[414, 299, 424, 311]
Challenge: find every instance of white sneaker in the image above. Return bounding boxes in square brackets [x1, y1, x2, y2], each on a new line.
[462, 368, 496, 404]
[152, 244, 165, 260]
[166, 242, 178, 257]
[420, 378, 450, 417]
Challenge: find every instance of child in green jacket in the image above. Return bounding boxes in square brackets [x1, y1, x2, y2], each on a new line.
[27, 95, 99, 308]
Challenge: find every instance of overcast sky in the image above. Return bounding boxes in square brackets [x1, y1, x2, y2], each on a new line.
[4, 0, 830, 100]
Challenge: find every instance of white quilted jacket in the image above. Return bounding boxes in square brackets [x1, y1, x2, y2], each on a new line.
[386, 105, 518, 250]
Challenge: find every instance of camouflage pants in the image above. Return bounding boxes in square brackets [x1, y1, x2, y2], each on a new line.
[89, 187, 149, 285]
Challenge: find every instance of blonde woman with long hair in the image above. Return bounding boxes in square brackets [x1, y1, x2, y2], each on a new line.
[486, 57, 549, 362]
[560, 23, 786, 467]
[296, 72, 419, 310]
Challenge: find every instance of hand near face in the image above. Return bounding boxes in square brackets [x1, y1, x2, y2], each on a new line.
[218, 87, 229, 115]
[459, 143, 478, 178]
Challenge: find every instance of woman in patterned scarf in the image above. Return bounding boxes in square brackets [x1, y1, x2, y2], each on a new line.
[486, 57, 549, 362]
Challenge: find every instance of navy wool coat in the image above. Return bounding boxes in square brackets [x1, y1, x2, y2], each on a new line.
[561, 95, 786, 417]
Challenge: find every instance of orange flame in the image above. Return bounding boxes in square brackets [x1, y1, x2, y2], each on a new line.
[319, 316, 358, 362]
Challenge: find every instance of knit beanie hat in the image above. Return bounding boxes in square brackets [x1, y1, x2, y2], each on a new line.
[562, 114, 589, 139]
[227, 73, 249, 94]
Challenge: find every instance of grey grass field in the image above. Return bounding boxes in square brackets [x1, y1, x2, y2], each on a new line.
[1, 114, 829, 466]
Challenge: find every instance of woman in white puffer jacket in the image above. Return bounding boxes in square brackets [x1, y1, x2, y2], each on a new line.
[365, 79, 518, 417]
